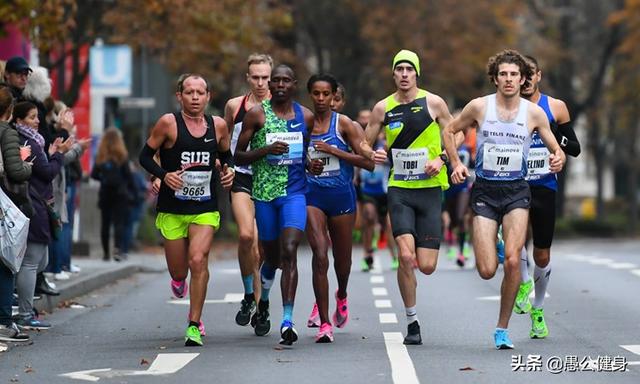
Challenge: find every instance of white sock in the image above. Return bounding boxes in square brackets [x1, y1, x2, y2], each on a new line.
[532, 264, 551, 308]
[520, 248, 530, 282]
[405, 306, 418, 324]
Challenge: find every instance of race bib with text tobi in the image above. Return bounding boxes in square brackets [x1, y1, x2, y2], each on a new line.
[266, 132, 304, 165]
[175, 170, 212, 201]
[525, 147, 550, 180]
[483, 144, 523, 177]
[308, 146, 340, 177]
[392, 148, 428, 181]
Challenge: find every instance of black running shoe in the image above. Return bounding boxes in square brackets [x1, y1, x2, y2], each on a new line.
[403, 320, 422, 345]
[235, 299, 256, 326]
[253, 305, 271, 337]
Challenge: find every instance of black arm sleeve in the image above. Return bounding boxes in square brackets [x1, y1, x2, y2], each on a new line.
[556, 121, 581, 157]
[139, 144, 167, 180]
[218, 149, 234, 168]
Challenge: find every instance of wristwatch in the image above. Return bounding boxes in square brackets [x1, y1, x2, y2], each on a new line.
[439, 153, 448, 163]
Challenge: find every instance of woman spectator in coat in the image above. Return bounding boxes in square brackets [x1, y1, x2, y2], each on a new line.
[91, 127, 133, 262]
[0, 86, 32, 342]
[11, 101, 71, 330]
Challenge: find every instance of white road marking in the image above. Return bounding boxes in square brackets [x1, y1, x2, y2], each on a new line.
[609, 263, 638, 270]
[621, 345, 640, 366]
[372, 287, 388, 296]
[168, 293, 243, 305]
[621, 345, 640, 355]
[375, 299, 392, 308]
[476, 293, 549, 301]
[383, 332, 420, 384]
[379, 313, 398, 324]
[566, 254, 591, 262]
[587, 258, 614, 265]
[218, 268, 240, 274]
[370, 275, 385, 284]
[60, 353, 198, 381]
[369, 259, 383, 274]
[631, 270, 640, 278]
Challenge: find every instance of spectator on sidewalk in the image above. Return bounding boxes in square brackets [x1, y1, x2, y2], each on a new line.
[12, 101, 72, 330]
[91, 127, 134, 261]
[0, 87, 31, 343]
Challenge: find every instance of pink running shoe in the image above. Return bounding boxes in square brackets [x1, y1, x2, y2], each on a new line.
[315, 322, 334, 343]
[171, 279, 188, 299]
[333, 291, 349, 328]
[307, 302, 320, 328]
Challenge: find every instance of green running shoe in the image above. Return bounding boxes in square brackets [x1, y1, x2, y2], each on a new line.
[530, 307, 548, 339]
[513, 278, 533, 314]
[390, 257, 399, 271]
[446, 247, 456, 260]
[361, 256, 373, 272]
[462, 243, 472, 259]
[185, 325, 203, 346]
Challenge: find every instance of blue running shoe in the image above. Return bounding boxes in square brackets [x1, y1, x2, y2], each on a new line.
[494, 329, 514, 350]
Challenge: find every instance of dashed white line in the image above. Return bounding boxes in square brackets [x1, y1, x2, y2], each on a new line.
[631, 270, 640, 278]
[383, 332, 420, 384]
[370, 275, 385, 284]
[588, 258, 614, 265]
[379, 313, 398, 324]
[375, 299, 392, 308]
[608, 263, 638, 270]
[372, 287, 388, 296]
[168, 293, 243, 305]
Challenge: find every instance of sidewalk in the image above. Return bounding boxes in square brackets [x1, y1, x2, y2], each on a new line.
[34, 241, 239, 314]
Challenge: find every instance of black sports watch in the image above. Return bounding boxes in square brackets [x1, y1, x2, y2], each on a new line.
[439, 153, 448, 163]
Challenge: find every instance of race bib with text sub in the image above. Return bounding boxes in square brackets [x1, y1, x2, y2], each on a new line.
[525, 147, 550, 180]
[308, 146, 340, 177]
[175, 170, 212, 201]
[483, 144, 523, 178]
[392, 148, 428, 181]
[266, 132, 304, 165]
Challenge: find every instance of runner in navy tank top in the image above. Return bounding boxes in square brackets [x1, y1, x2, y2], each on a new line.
[139, 74, 235, 347]
[443, 50, 565, 350]
[223, 54, 272, 328]
[303, 75, 373, 343]
[513, 55, 581, 340]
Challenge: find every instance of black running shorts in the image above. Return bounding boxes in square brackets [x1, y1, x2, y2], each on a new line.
[529, 185, 556, 249]
[231, 172, 252, 195]
[470, 179, 531, 223]
[387, 186, 442, 249]
[361, 193, 388, 223]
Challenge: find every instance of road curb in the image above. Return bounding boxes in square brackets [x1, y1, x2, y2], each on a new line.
[36, 264, 142, 314]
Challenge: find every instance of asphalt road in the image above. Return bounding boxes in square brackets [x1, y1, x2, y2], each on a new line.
[2, 239, 639, 384]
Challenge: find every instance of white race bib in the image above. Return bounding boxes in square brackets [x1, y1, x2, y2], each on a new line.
[175, 170, 212, 201]
[266, 132, 304, 165]
[483, 144, 522, 173]
[308, 146, 340, 177]
[392, 148, 428, 181]
[526, 147, 550, 180]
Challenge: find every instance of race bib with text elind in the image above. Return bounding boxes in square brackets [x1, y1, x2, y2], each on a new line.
[266, 132, 303, 165]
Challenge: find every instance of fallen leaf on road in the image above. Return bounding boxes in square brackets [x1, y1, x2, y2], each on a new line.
[276, 358, 295, 363]
[140, 358, 149, 365]
[459, 367, 474, 371]
[273, 346, 284, 351]
[24, 368, 33, 373]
